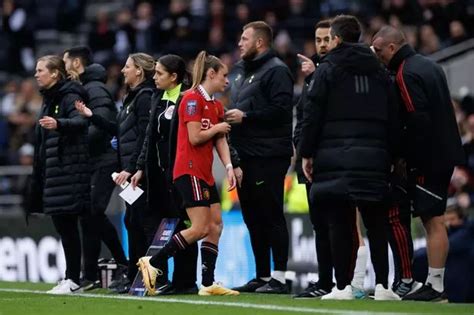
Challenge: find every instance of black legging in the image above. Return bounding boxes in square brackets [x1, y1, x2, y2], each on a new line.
[51, 214, 81, 284]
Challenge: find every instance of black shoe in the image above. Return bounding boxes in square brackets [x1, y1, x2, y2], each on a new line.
[402, 283, 447, 302]
[156, 283, 199, 295]
[293, 281, 331, 298]
[232, 278, 268, 292]
[392, 280, 423, 298]
[80, 279, 101, 291]
[255, 278, 289, 294]
[108, 264, 128, 290]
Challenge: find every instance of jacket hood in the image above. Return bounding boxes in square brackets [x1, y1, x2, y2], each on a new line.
[40, 80, 88, 102]
[323, 42, 382, 74]
[80, 63, 107, 84]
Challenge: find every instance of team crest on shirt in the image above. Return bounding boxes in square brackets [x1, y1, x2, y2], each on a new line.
[203, 188, 210, 200]
[186, 100, 197, 115]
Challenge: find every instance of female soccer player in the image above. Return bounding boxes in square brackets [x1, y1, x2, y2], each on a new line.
[137, 51, 239, 296]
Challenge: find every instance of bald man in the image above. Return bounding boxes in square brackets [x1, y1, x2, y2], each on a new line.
[372, 26, 465, 302]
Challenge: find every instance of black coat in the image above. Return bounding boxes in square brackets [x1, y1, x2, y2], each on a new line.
[388, 44, 465, 173]
[90, 79, 154, 173]
[293, 54, 320, 184]
[29, 80, 90, 215]
[80, 63, 117, 165]
[136, 89, 184, 217]
[299, 42, 399, 202]
[228, 49, 294, 158]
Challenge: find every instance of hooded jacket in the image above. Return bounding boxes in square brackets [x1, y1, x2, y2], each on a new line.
[89, 79, 154, 173]
[299, 42, 399, 202]
[29, 80, 90, 215]
[80, 63, 117, 164]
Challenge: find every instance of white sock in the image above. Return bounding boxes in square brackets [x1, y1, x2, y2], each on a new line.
[426, 267, 444, 292]
[272, 271, 286, 284]
[260, 277, 271, 282]
[401, 278, 413, 284]
[351, 245, 368, 289]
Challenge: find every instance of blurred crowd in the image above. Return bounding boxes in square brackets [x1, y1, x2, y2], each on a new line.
[0, 0, 473, 210]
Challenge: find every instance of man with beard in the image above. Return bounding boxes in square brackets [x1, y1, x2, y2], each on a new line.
[225, 21, 293, 294]
[299, 15, 400, 300]
[63, 46, 128, 291]
[293, 19, 368, 299]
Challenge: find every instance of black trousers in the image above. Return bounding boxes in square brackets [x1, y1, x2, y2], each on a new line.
[306, 183, 333, 290]
[81, 163, 128, 281]
[124, 193, 151, 281]
[237, 157, 290, 278]
[51, 214, 81, 284]
[317, 199, 389, 289]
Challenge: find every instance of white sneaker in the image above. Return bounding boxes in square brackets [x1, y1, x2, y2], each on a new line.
[47, 279, 81, 295]
[374, 284, 401, 301]
[321, 285, 353, 300]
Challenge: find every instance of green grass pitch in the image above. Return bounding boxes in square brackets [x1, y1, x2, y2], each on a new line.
[0, 281, 472, 315]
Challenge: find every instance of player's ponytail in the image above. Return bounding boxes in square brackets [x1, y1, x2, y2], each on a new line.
[191, 51, 223, 90]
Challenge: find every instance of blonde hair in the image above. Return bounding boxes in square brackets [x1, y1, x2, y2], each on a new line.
[37, 55, 67, 81]
[191, 51, 223, 90]
[129, 53, 155, 80]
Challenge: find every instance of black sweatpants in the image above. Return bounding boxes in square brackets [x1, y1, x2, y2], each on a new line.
[51, 214, 81, 284]
[306, 183, 333, 290]
[388, 199, 414, 282]
[81, 163, 128, 281]
[237, 157, 290, 278]
[318, 200, 389, 289]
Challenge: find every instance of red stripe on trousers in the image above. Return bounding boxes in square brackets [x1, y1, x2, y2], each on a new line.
[389, 206, 412, 278]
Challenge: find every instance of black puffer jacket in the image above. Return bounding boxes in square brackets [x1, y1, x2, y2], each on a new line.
[90, 79, 154, 172]
[29, 80, 90, 215]
[299, 42, 399, 202]
[80, 63, 117, 165]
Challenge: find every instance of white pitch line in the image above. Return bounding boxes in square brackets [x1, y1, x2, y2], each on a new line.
[0, 288, 426, 315]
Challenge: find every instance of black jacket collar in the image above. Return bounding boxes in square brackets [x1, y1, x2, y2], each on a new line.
[388, 44, 416, 71]
[243, 49, 276, 73]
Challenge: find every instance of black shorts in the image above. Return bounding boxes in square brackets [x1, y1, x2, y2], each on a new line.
[409, 168, 453, 218]
[174, 175, 220, 208]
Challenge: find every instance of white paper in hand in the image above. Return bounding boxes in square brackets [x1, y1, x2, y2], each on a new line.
[119, 184, 144, 205]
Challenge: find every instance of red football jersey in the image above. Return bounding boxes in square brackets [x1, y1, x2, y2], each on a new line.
[173, 86, 224, 185]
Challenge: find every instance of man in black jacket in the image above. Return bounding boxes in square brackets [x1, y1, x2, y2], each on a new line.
[63, 46, 128, 291]
[372, 26, 465, 302]
[299, 15, 400, 300]
[225, 21, 293, 294]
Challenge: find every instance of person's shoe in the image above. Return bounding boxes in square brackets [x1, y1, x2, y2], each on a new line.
[392, 280, 423, 298]
[255, 278, 289, 294]
[374, 284, 401, 301]
[293, 281, 331, 298]
[352, 286, 366, 299]
[321, 285, 353, 300]
[108, 264, 128, 290]
[232, 278, 268, 292]
[198, 283, 240, 296]
[80, 279, 101, 291]
[137, 256, 163, 296]
[402, 283, 447, 302]
[156, 283, 199, 295]
[47, 279, 81, 294]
